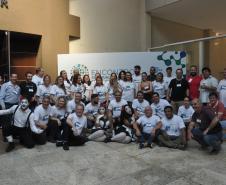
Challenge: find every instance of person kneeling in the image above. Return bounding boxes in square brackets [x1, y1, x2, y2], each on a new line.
[62, 104, 87, 150]
[0, 99, 34, 152]
[158, 106, 186, 150]
[133, 106, 162, 149]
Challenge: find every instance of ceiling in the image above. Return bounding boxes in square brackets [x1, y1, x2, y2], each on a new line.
[149, 0, 226, 34]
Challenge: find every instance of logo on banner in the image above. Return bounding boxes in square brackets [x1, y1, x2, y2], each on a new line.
[1, 0, 8, 8]
[70, 64, 89, 76]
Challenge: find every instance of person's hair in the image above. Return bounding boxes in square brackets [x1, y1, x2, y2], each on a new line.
[72, 74, 81, 86]
[164, 106, 173, 112]
[141, 72, 147, 76]
[83, 74, 91, 86]
[35, 68, 41, 74]
[43, 95, 51, 102]
[176, 68, 183, 73]
[43, 74, 51, 84]
[190, 65, 197, 69]
[121, 105, 134, 121]
[10, 73, 17, 77]
[114, 90, 122, 96]
[95, 76, 104, 86]
[166, 67, 172, 71]
[109, 72, 118, 86]
[137, 91, 144, 96]
[184, 96, 190, 101]
[60, 70, 70, 84]
[91, 94, 98, 100]
[202, 67, 211, 73]
[209, 92, 218, 98]
[150, 66, 156, 71]
[55, 76, 66, 94]
[118, 70, 126, 80]
[76, 103, 84, 110]
[134, 65, 141, 70]
[56, 96, 67, 108]
[25, 72, 32, 76]
[152, 92, 159, 97]
[125, 71, 132, 82]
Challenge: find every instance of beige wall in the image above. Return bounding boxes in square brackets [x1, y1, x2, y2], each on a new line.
[0, 0, 80, 79]
[69, 0, 150, 53]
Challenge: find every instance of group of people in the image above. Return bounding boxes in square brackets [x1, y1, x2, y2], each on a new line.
[0, 65, 225, 154]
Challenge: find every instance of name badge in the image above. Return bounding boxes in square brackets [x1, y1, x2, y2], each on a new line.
[196, 119, 201, 123]
[177, 84, 182, 87]
[221, 85, 226, 90]
[13, 90, 18, 95]
[29, 88, 34, 92]
[188, 79, 192, 83]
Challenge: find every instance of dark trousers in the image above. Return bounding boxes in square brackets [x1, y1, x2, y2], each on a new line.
[62, 124, 86, 146]
[140, 132, 153, 145]
[55, 118, 67, 141]
[191, 128, 222, 151]
[32, 131, 46, 145]
[5, 125, 34, 148]
[158, 131, 183, 148]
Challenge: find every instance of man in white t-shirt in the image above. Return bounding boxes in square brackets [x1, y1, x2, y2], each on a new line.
[133, 106, 162, 149]
[108, 91, 127, 127]
[132, 91, 149, 119]
[151, 92, 170, 118]
[200, 67, 218, 105]
[158, 106, 186, 149]
[132, 65, 142, 94]
[163, 67, 174, 89]
[62, 104, 87, 150]
[32, 96, 57, 144]
[67, 92, 85, 113]
[32, 68, 44, 87]
[84, 94, 100, 128]
[217, 68, 226, 108]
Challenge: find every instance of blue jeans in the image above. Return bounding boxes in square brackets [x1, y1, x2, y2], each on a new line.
[191, 128, 222, 151]
[140, 132, 153, 145]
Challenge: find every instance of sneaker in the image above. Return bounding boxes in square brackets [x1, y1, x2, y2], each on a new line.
[56, 141, 63, 147]
[139, 143, 144, 149]
[147, 143, 153, 148]
[6, 142, 15, 152]
[63, 142, 69, 151]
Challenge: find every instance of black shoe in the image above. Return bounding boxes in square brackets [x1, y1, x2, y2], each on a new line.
[104, 137, 112, 143]
[139, 143, 144, 149]
[56, 141, 63, 147]
[63, 142, 69, 151]
[6, 142, 15, 152]
[147, 143, 153, 148]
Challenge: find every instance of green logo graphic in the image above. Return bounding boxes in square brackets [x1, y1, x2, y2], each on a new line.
[71, 64, 89, 76]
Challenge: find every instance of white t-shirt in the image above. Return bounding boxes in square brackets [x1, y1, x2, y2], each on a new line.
[68, 113, 87, 135]
[178, 105, 194, 123]
[50, 85, 66, 98]
[84, 103, 99, 116]
[36, 85, 53, 103]
[67, 99, 85, 113]
[70, 84, 85, 96]
[121, 81, 135, 102]
[161, 115, 185, 137]
[84, 83, 91, 101]
[50, 105, 66, 120]
[137, 115, 160, 134]
[32, 75, 43, 87]
[64, 80, 71, 95]
[217, 79, 226, 107]
[152, 81, 167, 98]
[164, 76, 174, 89]
[132, 99, 150, 117]
[108, 99, 127, 118]
[151, 99, 170, 118]
[132, 75, 142, 84]
[200, 76, 218, 103]
[92, 85, 108, 103]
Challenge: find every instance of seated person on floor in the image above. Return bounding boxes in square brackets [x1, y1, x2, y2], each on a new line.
[88, 106, 112, 142]
[132, 91, 150, 120]
[158, 106, 186, 149]
[188, 98, 223, 154]
[62, 104, 87, 150]
[84, 94, 100, 128]
[0, 99, 35, 152]
[133, 106, 162, 149]
[32, 96, 58, 144]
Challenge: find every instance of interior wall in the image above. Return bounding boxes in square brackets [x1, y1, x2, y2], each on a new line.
[0, 0, 80, 79]
[69, 0, 148, 53]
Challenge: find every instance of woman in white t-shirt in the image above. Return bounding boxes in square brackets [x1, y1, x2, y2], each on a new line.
[92, 76, 109, 105]
[152, 72, 167, 99]
[60, 70, 71, 95]
[83, 74, 92, 104]
[121, 72, 136, 105]
[118, 70, 126, 87]
[139, 72, 153, 103]
[36, 74, 53, 104]
[70, 74, 85, 100]
[50, 76, 67, 104]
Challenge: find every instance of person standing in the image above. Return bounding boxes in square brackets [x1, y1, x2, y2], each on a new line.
[164, 67, 174, 89]
[32, 68, 44, 87]
[187, 65, 202, 100]
[147, 66, 156, 82]
[167, 68, 189, 113]
[217, 68, 226, 108]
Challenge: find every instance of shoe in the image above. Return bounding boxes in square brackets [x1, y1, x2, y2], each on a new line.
[139, 143, 144, 149]
[56, 141, 63, 147]
[147, 143, 153, 148]
[6, 142, 15, 152]
[63, 142, 69, 151]
[104, 137, 112, 143]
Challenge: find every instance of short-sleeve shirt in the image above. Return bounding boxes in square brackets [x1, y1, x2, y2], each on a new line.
[34, 104, 52, 124]
[209, 101, 226, 121]
[137, 115, 160, 134]
[50, 106, 66, 120]
[68, 113, 87, 135]
[192, 107, 222, 134]
[36, 85, 53, 103]
[217, 79, 226, 107]
[92, 85, 108, 103]
[84, 103, 99, 116]
[178, 105, 194, 123]
[187, 75, 202, 100]
[161, 115, 185, 137]
[132, 99, 149, 117]
[152, 81, 167, 98]
[108, 99, 127, 118]
[169, 78, 189, 101]
[151, 99, 170, 118]
[50, 85, 66, 97]
[121, 81, 135, 102]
